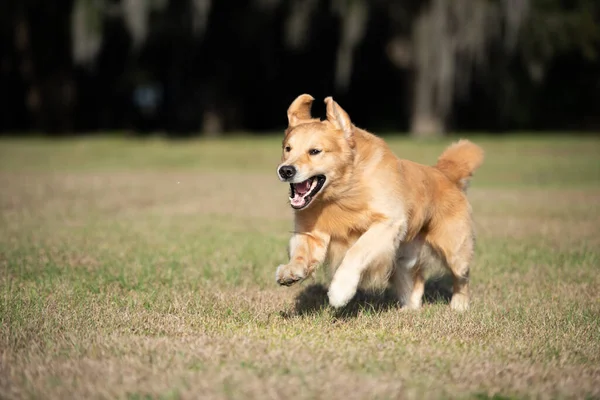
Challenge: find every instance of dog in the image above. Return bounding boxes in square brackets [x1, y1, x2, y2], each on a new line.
[275, 94, 484, 311]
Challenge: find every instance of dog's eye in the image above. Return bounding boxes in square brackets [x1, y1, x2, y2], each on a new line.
[308, 149, 322, 156]
[284, 146, 291, 152]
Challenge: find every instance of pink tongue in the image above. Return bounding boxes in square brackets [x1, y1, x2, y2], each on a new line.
[294, 179, 312, 195]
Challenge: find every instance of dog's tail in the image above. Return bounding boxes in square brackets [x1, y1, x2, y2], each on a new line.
[435, 139, 484, 192]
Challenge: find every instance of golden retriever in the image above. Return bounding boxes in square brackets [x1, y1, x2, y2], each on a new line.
[275, 94, 484, 311]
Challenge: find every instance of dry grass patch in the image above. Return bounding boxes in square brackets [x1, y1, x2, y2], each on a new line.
[1, 135, 600, 399]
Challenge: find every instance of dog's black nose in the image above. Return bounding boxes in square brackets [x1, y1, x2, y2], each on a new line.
[278, 165, 296, 180]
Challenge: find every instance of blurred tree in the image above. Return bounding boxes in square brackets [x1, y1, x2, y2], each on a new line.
[511, 0, 600, 128]
[0, 0, 598, 135]
[385, 0, 599, 136]
[409, 0, 528, 137]
[1, 0, 75, 133]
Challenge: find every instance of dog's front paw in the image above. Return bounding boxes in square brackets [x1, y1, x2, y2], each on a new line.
[275, 263, 307, 286]
[450, 293, 469, 311]
[327, 275, 358, 309]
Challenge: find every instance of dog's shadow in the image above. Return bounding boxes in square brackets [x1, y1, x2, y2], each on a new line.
[284, 275, 453, 319]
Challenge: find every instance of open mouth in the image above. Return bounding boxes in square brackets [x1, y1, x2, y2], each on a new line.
[289, 175, 326, 210]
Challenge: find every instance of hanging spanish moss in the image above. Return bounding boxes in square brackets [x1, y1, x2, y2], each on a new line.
[410, 0, 530, 137]
[71, 0, 104, 66]
[283, 0, 318, 50]
[333, 0, 368, 92]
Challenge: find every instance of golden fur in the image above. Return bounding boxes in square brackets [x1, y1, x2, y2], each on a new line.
[275, 94, 484, 311]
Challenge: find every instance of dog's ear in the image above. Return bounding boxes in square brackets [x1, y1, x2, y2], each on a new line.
[324, 97, 353, 143]
[287, 94, 315, 127]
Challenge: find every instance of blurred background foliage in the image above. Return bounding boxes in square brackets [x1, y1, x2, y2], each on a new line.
[0, 0, 599, 137]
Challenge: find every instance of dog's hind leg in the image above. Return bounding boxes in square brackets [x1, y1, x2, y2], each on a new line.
[446, 241, 473, 312]
[391, 237, 425, 309]
[391, 265, 424, 310]
[427, 218, 474, 311]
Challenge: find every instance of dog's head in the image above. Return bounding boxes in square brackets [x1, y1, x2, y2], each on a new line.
[277, 94, 355, 210]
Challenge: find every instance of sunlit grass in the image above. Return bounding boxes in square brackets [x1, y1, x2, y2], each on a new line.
[1, 134, 599, 399]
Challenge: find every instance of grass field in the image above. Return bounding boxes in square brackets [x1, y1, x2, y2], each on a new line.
[1, 134, 599, 400]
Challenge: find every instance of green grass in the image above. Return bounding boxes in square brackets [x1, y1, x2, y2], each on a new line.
[1, 134, 599, 399]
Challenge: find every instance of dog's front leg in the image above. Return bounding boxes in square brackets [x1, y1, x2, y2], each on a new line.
[328, 220, 405, 308]
[275, 232, 330, 286]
